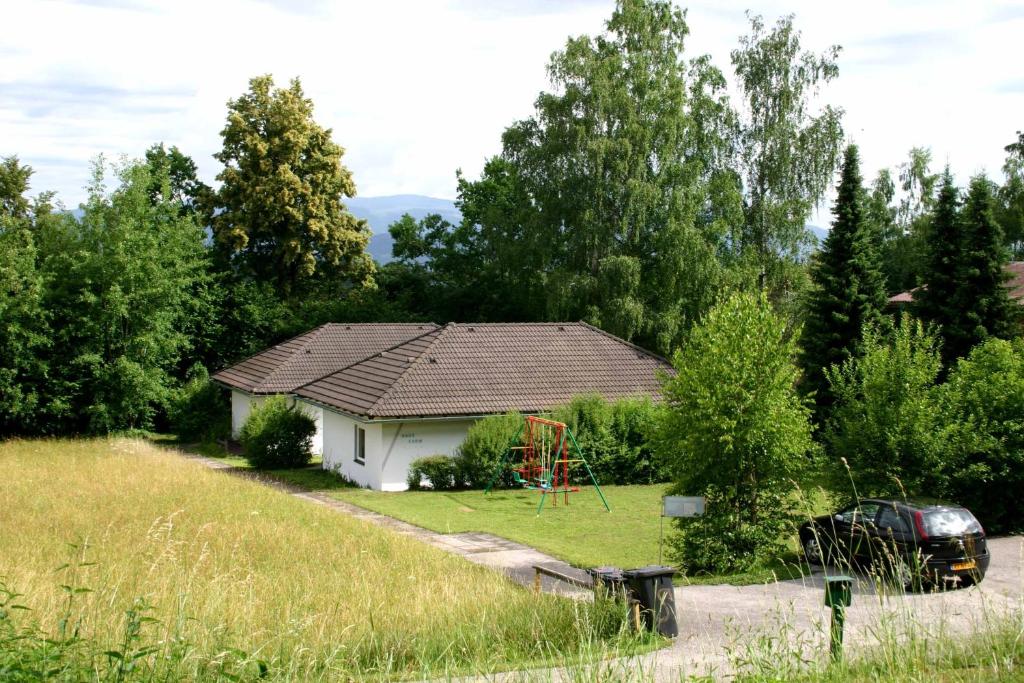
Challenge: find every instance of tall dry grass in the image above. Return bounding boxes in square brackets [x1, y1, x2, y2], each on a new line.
[0, 438, 632, 679]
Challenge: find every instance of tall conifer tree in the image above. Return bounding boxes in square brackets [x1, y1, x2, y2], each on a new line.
[950, 176, 1015, 358]
[802, 144, 887, 413]
[914, 170, 962, 359]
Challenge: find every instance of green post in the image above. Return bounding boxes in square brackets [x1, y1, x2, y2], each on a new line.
[829, 605, 846, 661]
[566, 428, 610, 512]
[823, 575, 853, 661]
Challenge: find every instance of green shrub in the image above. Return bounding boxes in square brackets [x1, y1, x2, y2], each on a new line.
[669, 487, 791, 574]
[935, 337, 1024, 533]
[239, 396, 316, 469]
[552, 394, 666, 485]
[407, 455, 462, 490]
[825, 319, 944, 496]
[168, 365, 230, 443]
[455, 411, 523, 488]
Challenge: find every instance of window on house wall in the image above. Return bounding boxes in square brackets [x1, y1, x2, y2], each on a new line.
[354, 425, 366, 465]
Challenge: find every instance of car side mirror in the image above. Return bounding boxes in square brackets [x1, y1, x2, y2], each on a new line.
[834, 514, 844, 522]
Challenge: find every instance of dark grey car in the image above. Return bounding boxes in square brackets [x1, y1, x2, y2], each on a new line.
[799, 498, 990, 589]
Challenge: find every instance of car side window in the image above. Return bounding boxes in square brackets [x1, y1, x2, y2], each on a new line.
[858, 503, 881, 527]
[837, 505, 859, 523]
[838, 503, 881, 526]
[877, 506, 910, 534]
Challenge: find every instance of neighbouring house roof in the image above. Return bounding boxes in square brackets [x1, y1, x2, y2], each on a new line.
[294, 322, 673, 419]
[212, 323, 441, 393]
[888, 261, 1024, 306]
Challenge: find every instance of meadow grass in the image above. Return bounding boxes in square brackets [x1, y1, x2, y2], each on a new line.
[0, 438, 642, 680]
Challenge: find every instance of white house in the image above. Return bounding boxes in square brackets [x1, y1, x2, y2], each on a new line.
[215, 322, 672, 490]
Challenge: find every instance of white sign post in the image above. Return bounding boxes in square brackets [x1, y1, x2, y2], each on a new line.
[660, 496, 705, 565]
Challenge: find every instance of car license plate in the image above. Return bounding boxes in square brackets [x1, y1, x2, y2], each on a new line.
[951, 560, 976, 571]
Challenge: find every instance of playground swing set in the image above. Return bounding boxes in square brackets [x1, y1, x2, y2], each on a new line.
[484, 415, 610, 515]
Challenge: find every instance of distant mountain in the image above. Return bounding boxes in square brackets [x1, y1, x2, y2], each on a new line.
[346, 195, 461, 264]
[807, 225, 828, 245]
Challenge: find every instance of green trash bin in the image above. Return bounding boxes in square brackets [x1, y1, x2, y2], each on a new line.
[623, 565, 678, 637]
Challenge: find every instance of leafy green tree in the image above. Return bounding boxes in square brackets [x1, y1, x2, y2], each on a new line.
[144, 143, 213, 221]
[403, 0, 736, 354]
[936, 337, 1024, 533]
[212, 75, 373, 291]
[730, 13, 844, 302]
[657, 292, 813, 573]
[997, 131, 1023, 258]
[0, 157, 52, 433]
[42, 158, 211, 432]
[825, 319, 942, 497]
[802, 145, 888, 414]
[897, 147, 939, 231]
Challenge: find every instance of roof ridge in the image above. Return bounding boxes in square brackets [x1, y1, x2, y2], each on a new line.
[367, 323, 455, 416]
[293, 323, 446, 393]
[575, 321, 672, 366]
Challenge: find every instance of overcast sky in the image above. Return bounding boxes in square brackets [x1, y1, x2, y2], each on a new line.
[2, 0, 1022, 214]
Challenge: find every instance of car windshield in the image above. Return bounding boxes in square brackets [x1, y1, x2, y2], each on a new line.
[923, 508, 982, 536]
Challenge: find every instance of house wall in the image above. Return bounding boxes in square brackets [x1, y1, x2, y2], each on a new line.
[379, 420, 476, 491]
[319, 407, 384, 489]
[313, 402, 476, 491]
[230, 390, 266, 439]
[297, 402, 324, 455]
[231, 391, 323, 454]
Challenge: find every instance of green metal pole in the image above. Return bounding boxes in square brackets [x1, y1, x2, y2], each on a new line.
[484, 423, 523, 494]
[830, 606, 846, 661]
[566, 427, 610, 512]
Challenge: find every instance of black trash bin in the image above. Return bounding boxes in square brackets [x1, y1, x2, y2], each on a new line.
[623, 565, 678, 637]
[588, 566, 627, 599]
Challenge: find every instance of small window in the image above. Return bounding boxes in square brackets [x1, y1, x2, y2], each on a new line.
[354, 425, 366, 465]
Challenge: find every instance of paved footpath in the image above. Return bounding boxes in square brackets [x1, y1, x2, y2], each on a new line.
[183, 452, 1024, 681]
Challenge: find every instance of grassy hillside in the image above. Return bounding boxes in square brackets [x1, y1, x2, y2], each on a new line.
[0, 438, 636, 680]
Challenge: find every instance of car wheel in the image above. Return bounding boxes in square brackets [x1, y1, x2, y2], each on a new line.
[803, 535, 824, 566]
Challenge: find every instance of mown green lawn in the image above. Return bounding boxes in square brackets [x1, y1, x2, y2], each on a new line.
[337, 484, 666, 570]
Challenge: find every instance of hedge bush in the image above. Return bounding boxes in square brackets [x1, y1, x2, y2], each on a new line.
[447, 398, 666, 490]
[168, 365, 230, 443]
[407, 455, 462, 490]
[455, 411, 523, 489]
[552, 394, 666, 485]
[239, 396, 316, 469]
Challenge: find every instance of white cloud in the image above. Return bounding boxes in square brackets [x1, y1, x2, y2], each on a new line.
[1, 0, 1020, 212]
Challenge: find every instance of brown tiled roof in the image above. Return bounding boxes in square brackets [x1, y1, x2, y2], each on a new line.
[295, 322, 673, 418]
[888, 261, 1024, 306]
[212, 323, 440, 393]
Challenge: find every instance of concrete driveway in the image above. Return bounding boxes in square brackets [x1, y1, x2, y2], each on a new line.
[645, 536, 1024, 680]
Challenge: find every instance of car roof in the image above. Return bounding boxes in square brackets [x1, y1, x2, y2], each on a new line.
[860, 497, 965, 511]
